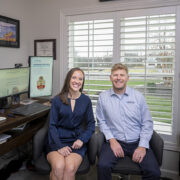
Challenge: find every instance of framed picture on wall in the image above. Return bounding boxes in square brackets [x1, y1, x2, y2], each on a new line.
[99, 0, 117, 1]
[0, 15, 20, 48]
[34, 39, 56, 60]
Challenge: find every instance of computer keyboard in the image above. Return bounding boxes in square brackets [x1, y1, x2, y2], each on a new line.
[11, 102, 50, 116]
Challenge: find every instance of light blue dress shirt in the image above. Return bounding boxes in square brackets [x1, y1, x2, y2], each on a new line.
[96, 87, 153, 149]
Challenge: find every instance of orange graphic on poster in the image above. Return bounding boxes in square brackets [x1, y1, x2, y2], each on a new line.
[37, 76, 45, 90]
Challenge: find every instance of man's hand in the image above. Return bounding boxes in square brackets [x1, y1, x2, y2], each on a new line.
[109, 138, 124, 158]
[72, 139, 83, 149]
[132, 146, 146, 163]
[58, 146, 72, 157]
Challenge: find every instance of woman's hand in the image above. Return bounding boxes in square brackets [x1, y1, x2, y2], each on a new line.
[58, 146, 72, 157]
[72, 139, 83, 149]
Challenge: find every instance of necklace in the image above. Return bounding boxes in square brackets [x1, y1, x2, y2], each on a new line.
[70, 97, 76, 100]
[68, 93, 81, 100]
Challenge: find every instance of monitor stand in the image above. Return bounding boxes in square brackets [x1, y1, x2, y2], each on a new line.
[0, 97, 12, 109]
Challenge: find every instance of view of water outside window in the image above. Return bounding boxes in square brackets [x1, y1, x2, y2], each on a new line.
[68, 14, 176, 135]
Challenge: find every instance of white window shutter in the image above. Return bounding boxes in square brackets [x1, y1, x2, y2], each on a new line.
[120, 14, 176, 135]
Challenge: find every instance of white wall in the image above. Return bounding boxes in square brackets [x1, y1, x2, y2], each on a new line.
[0, 0, 180, 179]
[27, 0, 101, 96]
[0, 0, 33, 68]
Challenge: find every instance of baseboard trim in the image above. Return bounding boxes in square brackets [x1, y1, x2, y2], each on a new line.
[161, 168, 179, 180]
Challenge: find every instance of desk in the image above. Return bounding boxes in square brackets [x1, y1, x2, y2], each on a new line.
[0, 101, 50, 156]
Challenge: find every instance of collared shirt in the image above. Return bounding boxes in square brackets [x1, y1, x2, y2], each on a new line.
[96, 87, 153, 149]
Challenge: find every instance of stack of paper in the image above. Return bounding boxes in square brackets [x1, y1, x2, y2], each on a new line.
[12, 123, 27, 131]
[0, 133, 11, 144]
[20, 99, 37, 105]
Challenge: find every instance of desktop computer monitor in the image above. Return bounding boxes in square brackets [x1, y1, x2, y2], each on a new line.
[29, 56, 53, 98]
[0, 67, 29, 108]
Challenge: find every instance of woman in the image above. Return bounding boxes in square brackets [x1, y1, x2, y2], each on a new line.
[46, 67, 95, 180]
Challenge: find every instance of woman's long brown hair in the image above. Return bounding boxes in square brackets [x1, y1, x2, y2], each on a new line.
[59, 67, 85, 105]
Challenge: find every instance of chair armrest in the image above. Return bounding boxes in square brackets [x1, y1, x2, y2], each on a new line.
[33, 125, 48, 162]
[33, 114, 50, 162]
[150, 130, 164, 166]
[97, 131, 105, 157]
[87, 132, 98, 164]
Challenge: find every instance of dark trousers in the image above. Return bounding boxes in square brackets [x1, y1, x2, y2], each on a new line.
[97, 141, 161, 180]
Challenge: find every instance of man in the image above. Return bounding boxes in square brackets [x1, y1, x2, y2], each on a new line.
[96, 63, 160, 180]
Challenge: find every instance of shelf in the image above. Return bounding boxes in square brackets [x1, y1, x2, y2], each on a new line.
[0, 109, 49, 134]
[0, 119, 45, 156]
[0, 100, 50, 156]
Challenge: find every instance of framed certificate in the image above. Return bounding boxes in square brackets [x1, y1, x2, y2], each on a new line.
[34, 39, 56, 60]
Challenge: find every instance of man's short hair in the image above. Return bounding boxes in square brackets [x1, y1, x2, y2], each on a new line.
[111, 63, 128, 74]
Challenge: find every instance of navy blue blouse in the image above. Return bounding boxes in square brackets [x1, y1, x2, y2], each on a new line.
[47, 93, 95, 151]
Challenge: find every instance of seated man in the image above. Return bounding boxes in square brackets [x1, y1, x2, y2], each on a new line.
[96, 63, 160, 180]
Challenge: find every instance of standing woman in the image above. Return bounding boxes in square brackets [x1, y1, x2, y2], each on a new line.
[46, 68, 95, 180]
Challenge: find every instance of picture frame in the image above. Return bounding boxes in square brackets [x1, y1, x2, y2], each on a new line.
[99, 0, 117, 1]
[34, 39, 56, 60]
[0, 15, 20, 48]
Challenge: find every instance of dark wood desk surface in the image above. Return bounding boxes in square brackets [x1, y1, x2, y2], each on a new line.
[0, 101, 50, 156]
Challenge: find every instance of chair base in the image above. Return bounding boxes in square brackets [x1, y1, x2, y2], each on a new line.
[112, 173, 123, 180]
[112, 174, 141, 180]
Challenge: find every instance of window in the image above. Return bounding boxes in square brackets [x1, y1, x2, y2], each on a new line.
[67, 9, 177, 137]
[68, 19, 114, 113]
[120, 14, 176, 135]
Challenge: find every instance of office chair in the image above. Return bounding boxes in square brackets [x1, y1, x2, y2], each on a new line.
[32, 113, 98, 175]
[97, 130, 164, 180]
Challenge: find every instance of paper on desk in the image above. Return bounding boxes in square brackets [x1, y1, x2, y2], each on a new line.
[0, 133, 11, 142]
[20, 99, 37, 105]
